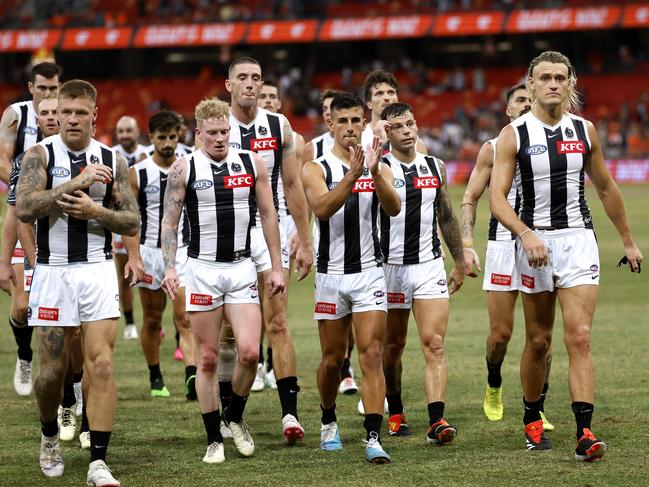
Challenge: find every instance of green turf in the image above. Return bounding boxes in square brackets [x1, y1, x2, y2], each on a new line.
[0, 185, 647, 486]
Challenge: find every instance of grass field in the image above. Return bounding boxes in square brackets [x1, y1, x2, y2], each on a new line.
[0, 185, 647, 486]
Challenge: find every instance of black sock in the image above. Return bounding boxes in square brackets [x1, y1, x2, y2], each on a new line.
[41, 418, 58, 438]
[364, 413, 383, 441]
[539, 383, 549, 411]
[175, 330, 180, 348]
[266, 347, 273, 372]
[81, 402, 89, 433]
[202, 410, 223, 444]
[276, 376, 299, 419]
[258, 344, 264, 364]
[73, 370, 83, 383]
[62, 382, 76, 408]
[523, 397, 543, 424]
[219, 381, 232, 409]
[572, 402, 594, 440]
[124, 310, 134, 325]
[340, 357, 351, 379]
[10, 317, 33, 362]
[227, 393, 248, 423]
[321, 404, 337, 425]
[148, 363, 162, 382]
[185, 365, 197, 382]
[427, 401, 445, 425]
[486, 358, 503, 388]
[386, 391, 404, 416]
[90, 430, 111, 462]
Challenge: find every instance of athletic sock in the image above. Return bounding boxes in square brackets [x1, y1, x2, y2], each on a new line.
[73, 371, 83, 383]
[148, 364, 162, 383]
[90, 431, 111, 462]
[386, 390, 404, 416]
[258, 344, 264, 365]
[202, 410, 223, 444]
[227, 393, 248, 423]
[276, 376, 299, 419]
[81, 402, 89, 433]
[41, 418, 59, 438]
[340, 357, 351, 379]
[486, 358, 503, 388]
[572, 401, 594, 440]
[175, 330, 180, 348]
[61, 382, 76, 408]
[427, 401, 445, 425]
[185, 365, 197, 382]
[539, 382, 549, 411]
[523, 397, 543, 424]
[219, 381, 232, 409]
[123, 310, 134, 326]
[321, 404, 337, 425]
[363, 413, 383, 441]
[266, 347, 273, 372]
[9, 317, 33, 363]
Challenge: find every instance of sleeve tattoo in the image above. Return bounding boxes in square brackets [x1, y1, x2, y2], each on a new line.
[97, 154, 140, 235]
[161, 160, 186, 270]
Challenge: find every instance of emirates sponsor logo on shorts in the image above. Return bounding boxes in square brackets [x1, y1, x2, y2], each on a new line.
[352, 179, 375, 192]
[490, 273, 512, 286]
[557, 140, 586, 154]
[38, 307, 59, 321]
[315, 302, 336, 314]
[250, 137, 278, 151]
[387, 292, 405, 304]
[521, 274, 535, 289]
[190, 293, 213, 305]
[224, 174, 254, 189]
[12, 247, 25, 258]
[25, 275, 32, 287]
[414, 176, 440, 189]
[142, 274, 153, 284]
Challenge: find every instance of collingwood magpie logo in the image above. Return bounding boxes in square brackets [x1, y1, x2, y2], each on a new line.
[419, 164, 429, 174]
[565, 127, 574, 138]
[259, 126, 268, 136]
[231, 163, 241, 173]
[90, 154, 100, 164]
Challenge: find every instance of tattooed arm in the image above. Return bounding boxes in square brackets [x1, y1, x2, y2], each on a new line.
[436, 160, 465, 294]
[0, 106, 18, 183]
[16, 145, 114, 222]
[160, 158, 186, 300]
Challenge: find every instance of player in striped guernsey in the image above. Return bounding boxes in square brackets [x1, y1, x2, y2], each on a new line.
[461, 84, 554, 431]
[16, 80, 139, 486]
[160, 98, 285, 464]
[302, 93, 400, 464]
[0, 62, 61, 396]
[491, 51, 643, 459]
[378, 102, 465, 443]
[122, 110, 197, 400]
[145, 112, 194, 159]
[223, 57, 312, 445]
[111, 115, 148, 341]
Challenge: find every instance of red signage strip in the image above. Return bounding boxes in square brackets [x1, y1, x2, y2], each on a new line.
[319, 15, 434, 41]
[133, 23, 245, 47]
[247, 20, 318, 44]
[621, 4, 649, 28]
[0, 29, 62, 52]
[507, 7, 621, 33]
[62, 28, 132, 50]
[434, 12, 504, 36]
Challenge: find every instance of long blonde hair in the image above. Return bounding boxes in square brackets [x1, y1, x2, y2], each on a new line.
[527, 51, 580, 113]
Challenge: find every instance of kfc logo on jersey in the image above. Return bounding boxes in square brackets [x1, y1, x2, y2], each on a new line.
[521, 274, 535, 289]
[414, 176, 440, 189]
[224, 174, 254, 189]
[250, 137, 278, 151]
[557, 140, 586, 154]
[315, 302, 336, 314]
[387, 292, 405, 304]
[491, 273, 512, 286]
[190, 293, 213, 305]
[352, 179, 375, 192]
[38, 307, 59, 321]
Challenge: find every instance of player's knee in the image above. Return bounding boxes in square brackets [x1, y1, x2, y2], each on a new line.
[384, 338, 405, 362]
[527, 332, 551, 355]
[237, 345, 258, 369]
[422, 333, 445, 359]
[321, 352, 344, 373]
[564, 325, 592, 353]
[11, 308, 29, 324]
[173, 313, 190, 332]
[143, 312, 163, 331]
[490, 326, 512, 346]
[266, 313, 289, 337]
[199, 347, 218, 374]
[359, 343, 383, 370]
[90, 354, 113, 382]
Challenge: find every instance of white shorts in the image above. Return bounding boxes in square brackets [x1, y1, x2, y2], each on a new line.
[11, 243, 24, 265]
[137, 245, 188, 290]
[281, 215, 297, 245]
[112, 234, 127, 255]
[185, 257, 259, 312]
[482, 240, 520, 292]
[384, 258, 448, 309]
[28, 261, 120, 326]
[250, 225, 290, 274]
[314, 267, 387, 320]
[516, 228, 600, 294]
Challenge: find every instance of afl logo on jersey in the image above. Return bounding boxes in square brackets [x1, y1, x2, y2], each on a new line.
[229, 143, 241, 149]
[192, 179, 214, 190]
[393, 178, 405, 188]
[50, 166, 71, 177]
[525, 144, 547, 156]
[24, 126, 38, 135]
[143, 184, 159, 194]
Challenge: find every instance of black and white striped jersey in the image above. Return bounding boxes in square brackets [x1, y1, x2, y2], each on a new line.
[487, 138, 521, 241]
[310, 131, 334, 160]
[513, 112, 593, 230]
[112, 143, 148, 168]
[380, 152, 442, 265]
[10, 100, 41, 161]
[35, 135, 117, 265]
[313, 151, 382, 275]
[6, 151, 25, 206]
[132, 157, 188, 249]
[184, 148, 258, 263]
[228, 107, 284, 224]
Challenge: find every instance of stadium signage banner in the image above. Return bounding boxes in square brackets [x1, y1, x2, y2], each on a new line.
[434, 12, 505, 36]
[507, 6, 621, 32]
[247, 20, 318, 43]
[62, 28, 132, 50]
[133, 23, 245, 47]
[0, 29, 61, 52]
[320, 15, 434, 41]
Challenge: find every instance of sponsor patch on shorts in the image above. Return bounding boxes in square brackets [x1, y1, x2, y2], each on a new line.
[490, 273, 512, 286]
[38, 307, 59, 321]
[387, 292, 405, 304]
[142, 274, 153, 284]
[315, 302, 336, 314]
[521, 274, 535, 289]
[190, 293, 213, 305]
[12, 247, 25, 258]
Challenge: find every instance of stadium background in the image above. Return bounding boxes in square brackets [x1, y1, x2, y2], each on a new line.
[1, 2, 648, 486]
